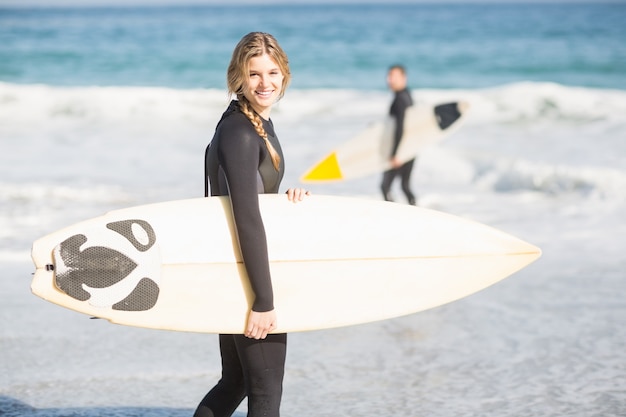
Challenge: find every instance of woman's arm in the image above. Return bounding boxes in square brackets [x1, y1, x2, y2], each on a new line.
[219, 130, 275, 313]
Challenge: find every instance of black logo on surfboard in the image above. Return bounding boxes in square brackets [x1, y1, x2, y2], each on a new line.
[53, 219, 160, 312]
[434, 102, 463, 130]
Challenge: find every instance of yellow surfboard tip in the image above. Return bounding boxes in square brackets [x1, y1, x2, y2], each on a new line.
[301, 152, 343, 182]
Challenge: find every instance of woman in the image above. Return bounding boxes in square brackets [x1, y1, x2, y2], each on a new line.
[195, 32, 309, 417]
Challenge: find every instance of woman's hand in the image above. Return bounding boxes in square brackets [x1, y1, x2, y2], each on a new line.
[285, 187, 311, 203]
[245, 309, 277, 339]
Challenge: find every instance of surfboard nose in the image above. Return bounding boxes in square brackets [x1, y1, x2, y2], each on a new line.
[300, 152, 343, 182]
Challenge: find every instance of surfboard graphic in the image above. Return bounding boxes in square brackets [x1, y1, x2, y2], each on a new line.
[52, 219, 160, 312]
[31, 195, 540, 333]
[301, 102, 470, 182]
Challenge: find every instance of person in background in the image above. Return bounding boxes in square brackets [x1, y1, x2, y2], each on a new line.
[380, 64, 417, 205]
[196, 32, 309, 417]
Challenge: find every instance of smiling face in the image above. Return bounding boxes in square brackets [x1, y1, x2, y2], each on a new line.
[242, 53, 284, 119]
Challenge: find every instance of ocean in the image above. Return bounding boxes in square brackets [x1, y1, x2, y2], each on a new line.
[1, 2, 625, 416]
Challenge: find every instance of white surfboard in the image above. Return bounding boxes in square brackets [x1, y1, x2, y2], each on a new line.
[31, 195, 540, 334]
[301, 101, 470, 182]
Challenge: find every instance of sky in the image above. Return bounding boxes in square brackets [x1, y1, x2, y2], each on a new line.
[0, 0, 619, 7]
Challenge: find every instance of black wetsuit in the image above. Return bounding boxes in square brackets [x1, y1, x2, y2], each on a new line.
[381, 88, 416, 205]
[196, 100, 286, 417]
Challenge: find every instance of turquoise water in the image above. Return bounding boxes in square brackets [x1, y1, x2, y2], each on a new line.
[1, 3, 625, 89]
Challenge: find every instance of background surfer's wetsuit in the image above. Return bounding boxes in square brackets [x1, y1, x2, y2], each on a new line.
[381, 87, 417, 205]
[196, 100, 286, 417]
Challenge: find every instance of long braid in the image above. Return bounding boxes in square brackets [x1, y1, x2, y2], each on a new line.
[238, 96, 281, 170]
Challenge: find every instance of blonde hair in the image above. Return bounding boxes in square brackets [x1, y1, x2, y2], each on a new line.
[227, 32, 291, 170]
